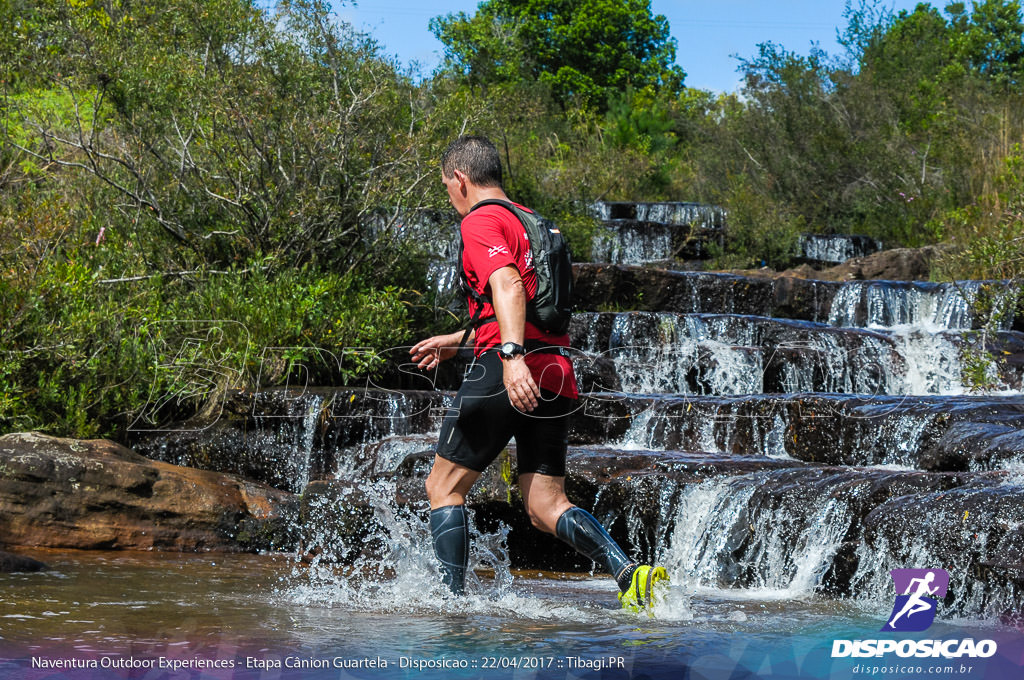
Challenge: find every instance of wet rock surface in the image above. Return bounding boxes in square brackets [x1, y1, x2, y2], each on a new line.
[130, 389, 448, 493]
[860, 473, 1024, 616]
[568, 393, 1024, 470]
[574, 265, 817, 320]
[798, 234, 883, 266]
[574, 263, 1022, 331]
[569, 312, 1024, 395]
[591, 220, 721, 265]
[0, 432, 298, 552]
[0, 549, 48, 572]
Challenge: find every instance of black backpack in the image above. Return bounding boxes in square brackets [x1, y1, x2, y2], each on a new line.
[458, 198, 574, 337]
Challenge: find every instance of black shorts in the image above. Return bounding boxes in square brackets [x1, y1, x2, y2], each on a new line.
[436, 351, 578, 476]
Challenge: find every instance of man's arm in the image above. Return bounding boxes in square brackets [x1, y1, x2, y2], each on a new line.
[488, 265, 540, 412]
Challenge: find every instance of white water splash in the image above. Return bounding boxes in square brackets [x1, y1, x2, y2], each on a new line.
[281, 476, 694, 624]
[283, 478, 514, 613]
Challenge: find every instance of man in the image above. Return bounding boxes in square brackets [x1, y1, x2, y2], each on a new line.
[409, 135, 668, 610]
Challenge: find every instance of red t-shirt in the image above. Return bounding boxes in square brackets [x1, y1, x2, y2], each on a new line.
[460, 202, 578, 400]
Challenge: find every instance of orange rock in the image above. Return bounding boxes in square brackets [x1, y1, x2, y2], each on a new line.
[0, 432, 298, 552]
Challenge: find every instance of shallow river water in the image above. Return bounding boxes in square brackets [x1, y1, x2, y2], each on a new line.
[1, 549, 1020, 680]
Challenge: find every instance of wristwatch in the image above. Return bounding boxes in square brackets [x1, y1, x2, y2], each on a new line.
[497, 341, 527, 360]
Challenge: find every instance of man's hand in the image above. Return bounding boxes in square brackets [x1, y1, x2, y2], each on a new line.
[410, 331, 465, 370]
[502, 356, 540, 412]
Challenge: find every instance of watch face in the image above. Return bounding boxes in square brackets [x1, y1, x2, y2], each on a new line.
[500, 342, 524, 358]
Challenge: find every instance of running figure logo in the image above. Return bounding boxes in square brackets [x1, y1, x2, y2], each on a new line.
[882, 569, 949, 632]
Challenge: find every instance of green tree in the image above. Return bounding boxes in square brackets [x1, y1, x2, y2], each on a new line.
[950, 0, 1024, 92]
[0, 0, 434, 436]
[683, 0, 1024, 264]
[430, 0, 685, 108]
[4, 0, 438, 276]
[858, 4, 955, 134]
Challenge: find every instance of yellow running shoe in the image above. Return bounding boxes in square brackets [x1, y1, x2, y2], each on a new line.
[618, 565, 669, 612]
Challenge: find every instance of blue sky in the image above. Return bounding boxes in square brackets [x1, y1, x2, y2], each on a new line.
[336, 0, 930, 92]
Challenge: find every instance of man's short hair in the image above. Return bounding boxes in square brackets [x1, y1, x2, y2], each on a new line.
[441, 135, 503, 188]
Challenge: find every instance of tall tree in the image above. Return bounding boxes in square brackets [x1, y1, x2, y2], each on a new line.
[430, 0, 685, 108]
[950, 0, 1024, 91]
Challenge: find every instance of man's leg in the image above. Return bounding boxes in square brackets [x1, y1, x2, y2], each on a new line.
[519, 473, 636, 590]
[426, 455, 481, 595]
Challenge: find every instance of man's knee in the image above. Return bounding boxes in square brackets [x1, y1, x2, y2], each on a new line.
[525, 505, 546, 531]
[424, 469, 450, 506]
[522, 500, 565, 535]
[425, 456, 479, 509]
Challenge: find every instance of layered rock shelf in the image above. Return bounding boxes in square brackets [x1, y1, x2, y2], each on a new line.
[574, 264, 1024, 331]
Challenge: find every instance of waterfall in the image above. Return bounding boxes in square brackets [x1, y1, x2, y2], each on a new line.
[616, 404, 661, 450]
[888, 328, 965, 394]
[147, 202, 1019, 626]
[592, 222, 675, 265]
[799, 234, 882, 264]
[295, 395, 322, 492]
[828, 280, 983, 330]
[605, 313, 764, 395]
[577, 309, 1024, 397]
[657, 474, 852, 595]
[846, 481, 1024, 620]
[589, 201, 726, 228]
[828, 282, 865, 327]
[586, 201, 727, 265]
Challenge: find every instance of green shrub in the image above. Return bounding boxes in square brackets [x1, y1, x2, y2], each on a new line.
[0, 242, 411, 438]
[705, 176, 804, 270]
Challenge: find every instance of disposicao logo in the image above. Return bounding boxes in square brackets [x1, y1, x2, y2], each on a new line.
[831, 568, 998, 660]
[882, 568, 949, 633]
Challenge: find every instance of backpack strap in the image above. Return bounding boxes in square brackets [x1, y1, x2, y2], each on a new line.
[458, 198, 556, 351]
[456, 227, 497, 345]
[471, 198, 519, 213]
[457, 199, 525, 334]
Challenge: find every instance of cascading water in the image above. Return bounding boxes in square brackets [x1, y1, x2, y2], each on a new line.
[587, 201, 726, 265]
[845, 476, 1024, 621]
[659, 478, 760, 588]
[605, 314, 764, 395]
[591, 222, 676, 265]
[589, 201, 726, 228]
[828, 280, 984, 330]
[576, 310, 1022, 397]
[799, 234, 882, 264]
[295, 395, 322, 492]
[650, 465, 1023, 620]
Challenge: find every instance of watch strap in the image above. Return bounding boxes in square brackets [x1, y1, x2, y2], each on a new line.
[498, 342, 526, 359]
